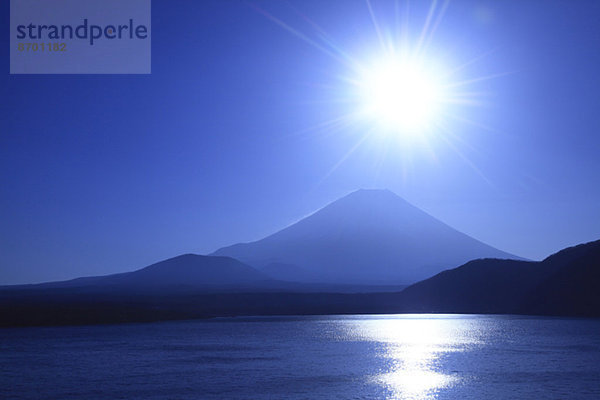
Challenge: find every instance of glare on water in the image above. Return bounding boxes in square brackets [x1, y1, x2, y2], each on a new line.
[339, 315, 483, 400]
[3, 315, 600, 399]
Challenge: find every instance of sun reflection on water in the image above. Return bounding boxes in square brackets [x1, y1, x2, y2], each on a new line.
[339, 315, 483, 400]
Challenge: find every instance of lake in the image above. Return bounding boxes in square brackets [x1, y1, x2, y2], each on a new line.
[1, 315, 599, 399]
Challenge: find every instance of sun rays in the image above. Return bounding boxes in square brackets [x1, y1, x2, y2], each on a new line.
[250, 0, 506, 186]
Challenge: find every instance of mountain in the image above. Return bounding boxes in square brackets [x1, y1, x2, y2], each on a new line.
[4, 254, 270, 292]
[1, 240, 598, 327]
[521, 240, 600, 316]
[398, 239, 600, 316]
[213, 189, 520, 284]
[0, 253, 407, 296]
[0, 252, 405, 327]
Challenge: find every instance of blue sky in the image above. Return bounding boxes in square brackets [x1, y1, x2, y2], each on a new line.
[2, 0, 600, 284]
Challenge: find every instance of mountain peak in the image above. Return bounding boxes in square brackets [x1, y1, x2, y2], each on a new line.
[339, 188, 407, 202]
[347, 188, 395, 195]
[313, 188, 418, 221]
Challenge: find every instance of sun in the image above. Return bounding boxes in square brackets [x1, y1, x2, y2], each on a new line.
[252, 0, 498, 177]
[358, 58, 445, 136]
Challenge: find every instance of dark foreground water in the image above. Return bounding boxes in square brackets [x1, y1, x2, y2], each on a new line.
[1, 315, 599, 399]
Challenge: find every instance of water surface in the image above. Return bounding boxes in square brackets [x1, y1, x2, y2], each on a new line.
[1, 314, 599, 399]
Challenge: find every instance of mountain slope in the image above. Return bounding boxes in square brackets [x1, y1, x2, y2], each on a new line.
[398, 239, 600, 316]
[522, 240, 600, 316]
[5, 254, 269, 292]
[213, 189, 520, 284]
[1, 240, 597, 327]
[397, 259, 541, 313]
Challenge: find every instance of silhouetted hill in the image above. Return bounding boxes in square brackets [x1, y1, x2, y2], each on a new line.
[522, 241, 600, 316]
[1, 240, 597, 327]
[213, 189, 520, 284]
[398, 259, 541, 313]
[0, 252, 407, 298]
[3, 254, 270, 292]
[399, 240, 600, 316]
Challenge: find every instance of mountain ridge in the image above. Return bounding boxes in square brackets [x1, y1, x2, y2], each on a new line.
[0, 239, 597, 327]
[1, 254, 270, 292]
[398, 239, 600, 316]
